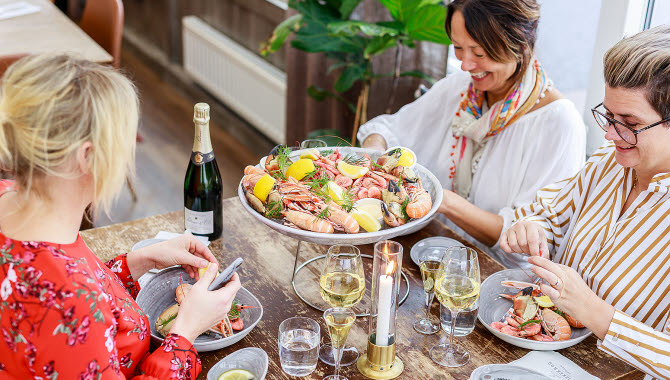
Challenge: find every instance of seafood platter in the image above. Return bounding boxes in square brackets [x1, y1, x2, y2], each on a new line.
[478, 269, 592, 350]
[238, 146, 443, 245]
[136, 267, 263, 352]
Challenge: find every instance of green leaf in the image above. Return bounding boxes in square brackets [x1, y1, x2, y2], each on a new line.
[378, 0, 402, 20]
[334, 65, 365, 93]
[307, 85, 356, 112]
[260, 14, 303, 56]
[328, 20, 399, 38]
[338, 0, 361, 19]
[405, 4, 450, 44]
[364, 36, 396, 58]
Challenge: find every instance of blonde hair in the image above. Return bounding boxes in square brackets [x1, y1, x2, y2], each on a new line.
[0, 54, 139, 214]
[604, 25, 670, 120]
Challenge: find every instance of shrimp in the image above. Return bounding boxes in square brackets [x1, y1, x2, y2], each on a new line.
[541, 308, 572, 341]
[405, 188, 432, 219]
[283, 210, 334, 233]
[244, 165, 265, 176]
[323, 202, 359, 234]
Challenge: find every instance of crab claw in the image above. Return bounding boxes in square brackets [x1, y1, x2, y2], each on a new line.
[381, 202, 406, 227]
[501, 280, 540, 291]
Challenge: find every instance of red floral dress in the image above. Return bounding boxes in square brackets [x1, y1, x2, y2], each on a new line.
[0, 182, 201, 379]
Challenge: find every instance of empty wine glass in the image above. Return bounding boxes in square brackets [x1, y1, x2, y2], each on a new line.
[301, 139, 328, 149]
[430, 246, 480, 367]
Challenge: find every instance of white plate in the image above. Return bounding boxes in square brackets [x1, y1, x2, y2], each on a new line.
[477, 268, 592, 351]
[409, 236, 463, 267]
[243, 147, 443, 245]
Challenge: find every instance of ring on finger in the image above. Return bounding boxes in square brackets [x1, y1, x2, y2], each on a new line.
[551, 277, 561, 288]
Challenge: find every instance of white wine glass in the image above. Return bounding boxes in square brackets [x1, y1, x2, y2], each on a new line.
[301, 139, 328, 149]
[430, 246, 480, 367]
[413, 249, 445, 334]
[318, 244, 365, 366]
[323, 307, 355, 380]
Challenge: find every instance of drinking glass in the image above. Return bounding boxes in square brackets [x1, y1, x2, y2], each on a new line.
[301, 139, 328, 149]
[318, 244, 365, 366]
[440, 299, 478, 337]
[430, 246, 480, 367]
[323, 308, 356, 380]
[278, 317, 320, 377]
[413, 249, 445, 334]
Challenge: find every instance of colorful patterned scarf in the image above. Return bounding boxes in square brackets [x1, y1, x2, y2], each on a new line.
[449, 58, 550, 198]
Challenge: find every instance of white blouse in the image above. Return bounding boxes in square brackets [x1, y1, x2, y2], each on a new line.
[357, 72, 587, 268]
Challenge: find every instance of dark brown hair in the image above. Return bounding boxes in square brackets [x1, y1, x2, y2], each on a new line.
[604, 25, 670, 120]
[445, 0, 540, 86]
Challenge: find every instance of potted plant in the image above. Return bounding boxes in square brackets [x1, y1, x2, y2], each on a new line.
[262, 0, 451, 145]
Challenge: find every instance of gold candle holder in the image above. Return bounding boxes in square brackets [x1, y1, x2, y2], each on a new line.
[357, 241, 404, 379]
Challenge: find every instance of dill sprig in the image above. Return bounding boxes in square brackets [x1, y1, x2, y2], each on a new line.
[370, 161, 382, 170]
[517, 319, 542, 329]
[320, 149, 334, 156]
[401, 196, 410, 220]
[340, 189, 355, 212]
[264, 201, 282, 219]
[157, 312, 178, 328]
[343, 154, 365, 166]
[276, 147, 293, 176]
[304, 169, 329, 190]
[316, 206, 330, 220]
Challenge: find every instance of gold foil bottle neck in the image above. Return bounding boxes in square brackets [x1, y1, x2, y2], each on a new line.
[193, 103, 210, 124]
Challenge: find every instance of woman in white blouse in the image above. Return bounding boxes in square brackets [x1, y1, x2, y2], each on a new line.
[501, 26, 670, 379]
[359, 0, 586, 268]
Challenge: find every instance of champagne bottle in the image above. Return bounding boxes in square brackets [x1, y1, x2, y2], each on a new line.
[184, 103, 223, 240]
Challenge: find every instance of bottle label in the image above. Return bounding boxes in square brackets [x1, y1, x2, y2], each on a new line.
[184, 207, 214, 234]
[191, 151, 214, 165]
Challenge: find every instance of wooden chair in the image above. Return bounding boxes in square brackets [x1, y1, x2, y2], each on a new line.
[78, 0, 123, 69]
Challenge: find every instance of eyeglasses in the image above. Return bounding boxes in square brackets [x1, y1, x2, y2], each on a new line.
[591, 102, 670, 145]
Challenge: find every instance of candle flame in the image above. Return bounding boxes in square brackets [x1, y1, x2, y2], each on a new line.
[385, 261, 395, 276]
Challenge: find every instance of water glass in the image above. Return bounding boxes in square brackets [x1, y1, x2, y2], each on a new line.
[440, 299, 478, 337]
[278, 317, 320, 377]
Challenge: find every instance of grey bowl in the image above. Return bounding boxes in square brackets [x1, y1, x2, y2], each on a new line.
[136, 267, 263, 352]
[409, 236, 463, 267]
[477, 268, 592, 350]
[240, 147, 443, 245]
[207, 347, 268, 380]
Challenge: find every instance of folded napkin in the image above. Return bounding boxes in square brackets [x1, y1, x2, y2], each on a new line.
[154, 230, 210, 246]
[510, 351, 599, 380]
[0, 1, 40, 21]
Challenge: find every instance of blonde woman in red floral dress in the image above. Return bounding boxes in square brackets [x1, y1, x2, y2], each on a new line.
[0, 54, 241, 379]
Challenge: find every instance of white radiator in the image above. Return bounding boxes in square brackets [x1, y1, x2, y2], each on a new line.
[182, 16, 286, 144]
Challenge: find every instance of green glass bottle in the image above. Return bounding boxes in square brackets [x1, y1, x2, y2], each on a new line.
[184, 103, 223, 240]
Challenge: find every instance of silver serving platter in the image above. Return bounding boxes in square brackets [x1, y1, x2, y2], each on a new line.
[238, 147, 443, 245]
[478, 269, 592, 351]
[136, 267, 263, 352]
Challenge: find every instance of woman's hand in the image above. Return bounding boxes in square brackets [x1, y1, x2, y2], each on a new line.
[170, 263, 242, 342]
[500, 221, 549, 257]
[361, 134, 387, 151]
[529, 256, 615, 340]
[127, 234, 216, 280]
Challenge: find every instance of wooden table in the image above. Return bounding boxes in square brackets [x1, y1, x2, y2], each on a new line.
[81, 198, 642, 379]
[0, 0, 111, 62]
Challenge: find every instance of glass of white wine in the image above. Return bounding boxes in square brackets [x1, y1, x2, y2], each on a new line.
[323, 307, 356, 380]
[430, 246, 480, 367]
[413, 249, 445, 334]
[318, 244, 365, 366]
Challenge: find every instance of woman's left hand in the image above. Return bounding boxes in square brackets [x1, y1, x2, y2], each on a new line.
[127, 234, 216, 280]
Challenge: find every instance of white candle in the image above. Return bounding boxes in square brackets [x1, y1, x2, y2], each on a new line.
[375, 261, 394, 346]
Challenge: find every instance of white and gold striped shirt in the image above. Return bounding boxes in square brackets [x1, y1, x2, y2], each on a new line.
[513, 142, 670, 380]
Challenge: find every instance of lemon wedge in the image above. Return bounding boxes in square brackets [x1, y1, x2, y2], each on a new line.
[337, 161, 369, 179]
[327, 181, 346, 204]
[300, 148, 320, 160]
[397, 148, 415, 167]
[535, 295, 554, 308]
[351, 208, 382, 232]
[285, 159, 315, 181]
[198, 263, 210, 278]
[253, 174, 275, 202]
[218, 369, 255, 380]
[353, 198, 383, 224]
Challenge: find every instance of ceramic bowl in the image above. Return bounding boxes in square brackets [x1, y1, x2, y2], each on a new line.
[207, 347, 268, 380]
[136, 267, 263, 352]
[477, 269, 592, 350]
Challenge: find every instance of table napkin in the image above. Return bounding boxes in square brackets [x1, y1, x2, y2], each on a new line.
[510, 351, 599, 380]
[0, 1, 40, 21]
[154, 230, 210, 246]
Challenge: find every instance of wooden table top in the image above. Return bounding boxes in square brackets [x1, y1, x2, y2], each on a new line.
[81, 198, 642, 380]
[0, 0, 112, 62]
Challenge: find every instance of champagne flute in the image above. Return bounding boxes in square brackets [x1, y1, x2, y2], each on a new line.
[323, 308, 356, 380]
[413, 249, 445, 334]
[318, 244, 365, 366]
[430, 246, 480, 367]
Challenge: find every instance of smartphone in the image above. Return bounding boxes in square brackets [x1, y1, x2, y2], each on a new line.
[208, 258, 243, 291]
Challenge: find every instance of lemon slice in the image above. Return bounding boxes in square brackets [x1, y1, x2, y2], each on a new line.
[351, 208, 382, 232]
[198, 263, 210, 278]
[327, 181, 346, 204]
[218, 369, 255, 380]
[253, 174, 275, 202]
[300, 148, 320, 160]
[285, 159, 315, 181]
[337, 160, 369, 179]
[535, 295, 554, 308]
[397, 148, 415, 167]
[353, 198, 383, 224]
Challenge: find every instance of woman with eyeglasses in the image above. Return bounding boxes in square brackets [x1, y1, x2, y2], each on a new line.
[500, 26, 670, 379]
[358, 0, 586, 269]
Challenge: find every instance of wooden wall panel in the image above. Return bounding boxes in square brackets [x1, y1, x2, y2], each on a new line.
[123, 0, 171, 54]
